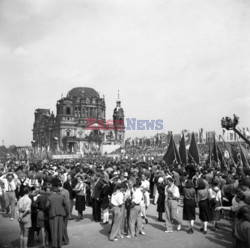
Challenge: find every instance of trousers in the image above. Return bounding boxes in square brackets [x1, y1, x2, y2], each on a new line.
[49, 216, 64, 248]
[165, 200, 181, 230]
[109, 206, 123, 240]
[128, 205, 142, 237]
[5, 191, 16, 218]
[92, 198, 101, 221]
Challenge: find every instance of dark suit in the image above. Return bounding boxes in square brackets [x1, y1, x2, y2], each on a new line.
[92, 178, 103, 222]
[46, 193, 68, 248]
[63, 179, 76, 216]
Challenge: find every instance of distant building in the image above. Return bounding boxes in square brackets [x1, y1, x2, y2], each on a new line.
[32, 87, 125, 155]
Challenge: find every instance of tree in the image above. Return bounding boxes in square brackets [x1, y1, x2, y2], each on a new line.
[8, 145, 18, 159]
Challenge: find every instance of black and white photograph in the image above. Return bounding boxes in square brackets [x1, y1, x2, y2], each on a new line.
[0, 0, 250, 248]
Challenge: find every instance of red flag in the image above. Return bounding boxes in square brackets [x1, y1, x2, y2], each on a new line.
[239, 144, 250, 170]
[212, 133, 219, 163]
[179, 133, 187, 165]
[218, 145, 228, 172]
[163, 133, 181, 165]
[188, 132, 200, 164]
[206, 143, 212, 166]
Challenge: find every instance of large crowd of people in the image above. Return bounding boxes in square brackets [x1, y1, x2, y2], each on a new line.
[0, 158, 250, 248]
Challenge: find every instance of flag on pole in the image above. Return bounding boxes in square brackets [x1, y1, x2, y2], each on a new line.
[243, 128, 246, 137]
[179, 133, 187, 165]
[163, 133, 181, 165]
[188, 132, 200, 164]
[212, 132, 219, 163]
[206, 143, 212, 167]
[182, 129, 191, 144]
[239, 143, 250, 170]
[246, 127, 250, 138]
[218, 145, 228, 172]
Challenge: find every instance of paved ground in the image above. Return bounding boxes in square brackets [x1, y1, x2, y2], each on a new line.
[0, 200, 234, 248]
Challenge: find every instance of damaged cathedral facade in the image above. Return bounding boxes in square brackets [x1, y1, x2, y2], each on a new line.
[32, 87, 125, 155]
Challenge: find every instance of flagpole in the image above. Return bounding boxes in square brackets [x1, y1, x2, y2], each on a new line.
[216, 140, 228, 171]
[208, 142, 212, 167]
[187, 150, 196, 165]
[213, 132, 219, 163]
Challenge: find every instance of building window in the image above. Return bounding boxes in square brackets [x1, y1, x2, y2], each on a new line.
[67, 131, 70, 137]
[66, 107, 71, 115]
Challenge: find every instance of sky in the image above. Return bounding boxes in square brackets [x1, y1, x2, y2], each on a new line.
[0, 0, 250, 146]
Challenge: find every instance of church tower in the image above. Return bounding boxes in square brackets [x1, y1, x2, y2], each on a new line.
[113, 91, 125, 145]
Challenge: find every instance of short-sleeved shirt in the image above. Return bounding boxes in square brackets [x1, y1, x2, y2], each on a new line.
[17, 194, 32, 228]
[111, 191, 124, 206]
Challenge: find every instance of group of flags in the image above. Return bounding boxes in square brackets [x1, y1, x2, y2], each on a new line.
[163, 132, 200, 166]
[163, 131, 250, 172]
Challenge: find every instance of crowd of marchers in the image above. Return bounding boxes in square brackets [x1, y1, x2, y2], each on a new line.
[0, 158, 250, 248]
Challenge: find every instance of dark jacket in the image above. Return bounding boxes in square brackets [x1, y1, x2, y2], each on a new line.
[93, 178, 103, 199]
[63, 179, 77, 200]
[46, 193, 68, 218]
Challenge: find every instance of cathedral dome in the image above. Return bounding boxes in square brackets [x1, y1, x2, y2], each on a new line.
[67, 87, 99, 98]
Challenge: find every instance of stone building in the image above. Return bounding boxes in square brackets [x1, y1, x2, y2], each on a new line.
[32, 87, 125, 155]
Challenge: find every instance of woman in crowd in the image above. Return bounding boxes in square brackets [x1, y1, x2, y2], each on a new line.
[17, 186, 32, 248]
[100, 176, 111, 225]
[156, 177, 165, 222]
[183, 179, 196, 234]
[208, 180, 222, 230]
[73, 175, 86, 220]
[123, 180, 134, 235]
[233, 205, 250, 248]
[197, 180, 212, 234]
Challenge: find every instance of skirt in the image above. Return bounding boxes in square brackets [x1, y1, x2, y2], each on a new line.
[75, 195, 86, 212]
[101, 196, 110, 210]
[211, 200, 221, 221]
[183, 198, 196, 220]
[199, 199, 213, 222]
[157, 194, 165, 213]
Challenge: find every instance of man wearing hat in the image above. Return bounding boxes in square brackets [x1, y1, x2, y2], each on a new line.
[0, 172, 18, 220]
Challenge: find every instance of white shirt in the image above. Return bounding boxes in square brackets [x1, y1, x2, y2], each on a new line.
[132, 188, 143, 204]
[208, 188, 222, 202]
[111, 191, 124, 206]
[141, 180, 150, 191]
[29, 178, 39, 188]
[17, 178, 30, 187]
[0, 174, 18, 191]
[124, 188, 134, 201]
[165, 183, 180, 200]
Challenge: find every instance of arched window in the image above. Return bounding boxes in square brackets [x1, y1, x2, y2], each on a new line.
[67, 131, 70, 137]
[66, 107, 71, 115]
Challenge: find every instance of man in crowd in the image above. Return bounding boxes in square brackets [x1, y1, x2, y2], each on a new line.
[63, 173, 76, 219]
[0, 172, 18, 220]
[92, 172, 103, 222]
[127, 180, 146, 238]
[164, 176, 181, 233]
